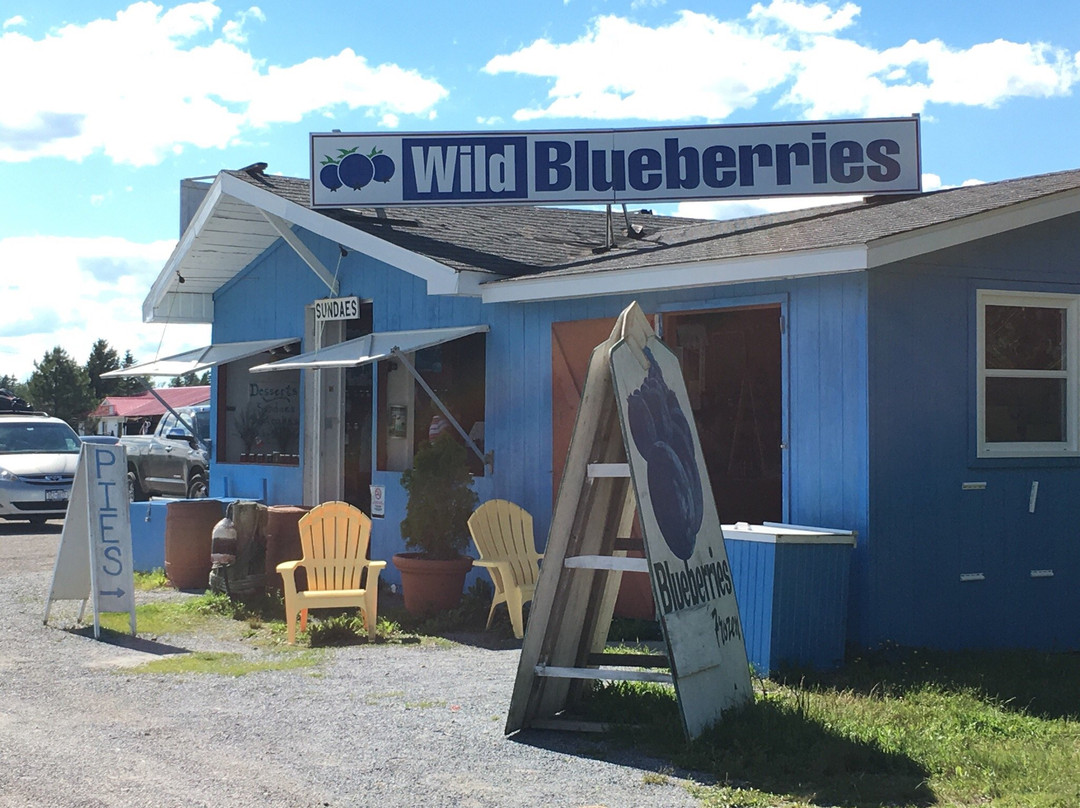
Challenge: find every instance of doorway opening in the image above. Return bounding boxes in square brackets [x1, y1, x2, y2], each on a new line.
[662, 305, 783, 525]
[342, 306, 374, 512]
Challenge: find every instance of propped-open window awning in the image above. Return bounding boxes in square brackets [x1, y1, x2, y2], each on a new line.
[101, 338, 300, 378]
[249, 325, 489, 373]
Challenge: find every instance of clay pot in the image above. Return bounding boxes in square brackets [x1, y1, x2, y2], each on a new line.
[392, 553, 474, 615]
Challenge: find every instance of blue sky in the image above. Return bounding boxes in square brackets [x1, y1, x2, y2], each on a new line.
[2, 0, 1078, 382]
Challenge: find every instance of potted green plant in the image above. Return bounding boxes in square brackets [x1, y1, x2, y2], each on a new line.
[393, 433, 479, 615]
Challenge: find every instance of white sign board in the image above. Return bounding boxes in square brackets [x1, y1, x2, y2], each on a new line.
[609, 306, 752, 735]
[311, 117, 920, 208]
[313, 295, 361, 322]
[369, 484, 385, 518]
[46, 444, 136, 638]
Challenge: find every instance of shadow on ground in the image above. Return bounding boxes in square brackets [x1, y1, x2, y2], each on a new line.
[67, 626, 190, 656]
[792, 644, 1080, 722]
[511, 679, 935, 808]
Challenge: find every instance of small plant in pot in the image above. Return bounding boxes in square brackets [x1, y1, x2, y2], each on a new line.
[393, 433, 479, 615]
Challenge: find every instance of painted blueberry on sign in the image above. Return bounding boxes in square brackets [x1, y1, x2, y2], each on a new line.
[319, 162, 343, 191]
[318, 146, 395, 192]
[338, 152, 375, 190]
[626, 347, 703, 560]
[372, 153, 395, 183]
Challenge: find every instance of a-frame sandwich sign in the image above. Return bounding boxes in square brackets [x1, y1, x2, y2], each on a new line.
[45, 443, 136, 638]
[506, 301, 752, 739]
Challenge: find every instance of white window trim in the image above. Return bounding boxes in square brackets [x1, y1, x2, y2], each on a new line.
[976, 289, 1080, 458]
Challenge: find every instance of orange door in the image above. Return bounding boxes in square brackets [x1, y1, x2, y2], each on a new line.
[551, 317, 619, 501]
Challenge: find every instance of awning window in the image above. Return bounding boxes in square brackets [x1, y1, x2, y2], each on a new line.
[251, 324, 491, 472]
[101, 338, 300, 378]
[248, 325, 488, 372]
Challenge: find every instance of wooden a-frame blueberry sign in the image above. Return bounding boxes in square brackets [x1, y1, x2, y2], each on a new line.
[610, 303, 752, 735]
[506, 301, 751, 740]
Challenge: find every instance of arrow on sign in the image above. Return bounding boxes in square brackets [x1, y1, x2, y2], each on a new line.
[98, 588, 126, 598]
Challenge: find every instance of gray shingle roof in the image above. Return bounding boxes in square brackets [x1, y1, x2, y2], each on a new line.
[226, 165, 1080, 281]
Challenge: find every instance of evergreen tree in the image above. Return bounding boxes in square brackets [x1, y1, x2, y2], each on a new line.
[26, 348, 97, 427]
[168, 371, 209, 387]
[0, 374, 29, 400]
[85, 339, 121, 401]
[114, 350, 151, 396]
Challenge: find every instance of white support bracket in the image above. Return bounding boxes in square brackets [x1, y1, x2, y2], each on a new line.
[260, 209, 340, 295]
[535, 664, 673, 685]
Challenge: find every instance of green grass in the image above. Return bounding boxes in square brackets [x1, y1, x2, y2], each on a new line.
[581, 645, 1080, 807]
[133, 568, 168, 590]
[97, 590, 288, 640]
[127, 650, 322, 676]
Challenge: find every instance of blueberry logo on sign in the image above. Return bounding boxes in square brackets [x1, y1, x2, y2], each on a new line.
[626, 347, 704, 560]
[319, 147, 395, 192]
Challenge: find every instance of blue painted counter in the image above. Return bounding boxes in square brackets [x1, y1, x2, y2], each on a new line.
[128, 497, 258, 573]
[129, 500, 169, 572]
[723, 522, 856, 674]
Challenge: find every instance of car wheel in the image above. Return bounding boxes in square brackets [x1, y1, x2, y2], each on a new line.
[127, 470, 146, 502]
[187, 474, 208, 499]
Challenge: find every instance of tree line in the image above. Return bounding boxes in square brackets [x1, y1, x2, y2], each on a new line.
[1, 339, 209, 429]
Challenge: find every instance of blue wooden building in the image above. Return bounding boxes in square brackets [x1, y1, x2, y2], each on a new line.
[131, 164, 1080, 654]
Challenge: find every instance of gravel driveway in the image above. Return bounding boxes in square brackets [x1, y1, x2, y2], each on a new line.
[0, 522, 702, 808]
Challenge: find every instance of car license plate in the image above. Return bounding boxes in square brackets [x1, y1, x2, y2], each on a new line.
[45, 489, 68, 502]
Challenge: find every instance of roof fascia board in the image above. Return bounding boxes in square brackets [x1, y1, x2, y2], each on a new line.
[868, 187, 1080, 268]
[143, 177, 226, 322]
[479, 245, 868, 304]
[145, 292, 214, 324]
[216, 173, 467, 295]
[453, 270, 490, 296]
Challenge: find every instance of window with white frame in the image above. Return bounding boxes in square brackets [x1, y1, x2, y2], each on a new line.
[977, 290, 1079, 457]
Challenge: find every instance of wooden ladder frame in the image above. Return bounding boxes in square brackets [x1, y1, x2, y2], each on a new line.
[506, 302, 753, 739]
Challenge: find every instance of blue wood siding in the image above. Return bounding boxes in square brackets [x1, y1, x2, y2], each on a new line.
[197, 205, 1080, 653]
[770, 543, 853, 671]
[208, 227, 874, 649]
[726, 538, 853, 674]
[866, 217, 1080, 651]
[483, 273, 870, 553]
[725, 538, 776, 674]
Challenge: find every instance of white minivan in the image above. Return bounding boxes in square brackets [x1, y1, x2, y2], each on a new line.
[0, 412, 82, 525]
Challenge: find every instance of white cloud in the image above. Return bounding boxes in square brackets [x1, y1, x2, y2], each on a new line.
[222, 5, 264, 44]
[748, 0, 858, 34]
[3, 15, 26, 29]
[484, 11, 795, 122]
[0, 235, 209, 382]
[484, 1, 1080, 122]
[0, 2, 447, 166]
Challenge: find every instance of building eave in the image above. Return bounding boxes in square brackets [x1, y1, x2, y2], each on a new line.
[866, 184, 1080, 268]
[143, 172, 470, 324]
[478, 245, 870, 304]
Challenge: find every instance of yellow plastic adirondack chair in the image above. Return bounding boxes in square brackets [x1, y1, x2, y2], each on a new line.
[276, 501, 386, 644]
[467, 499, 543, 639]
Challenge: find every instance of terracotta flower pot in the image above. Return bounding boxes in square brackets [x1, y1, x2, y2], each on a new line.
[392, 553, 474, 615]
